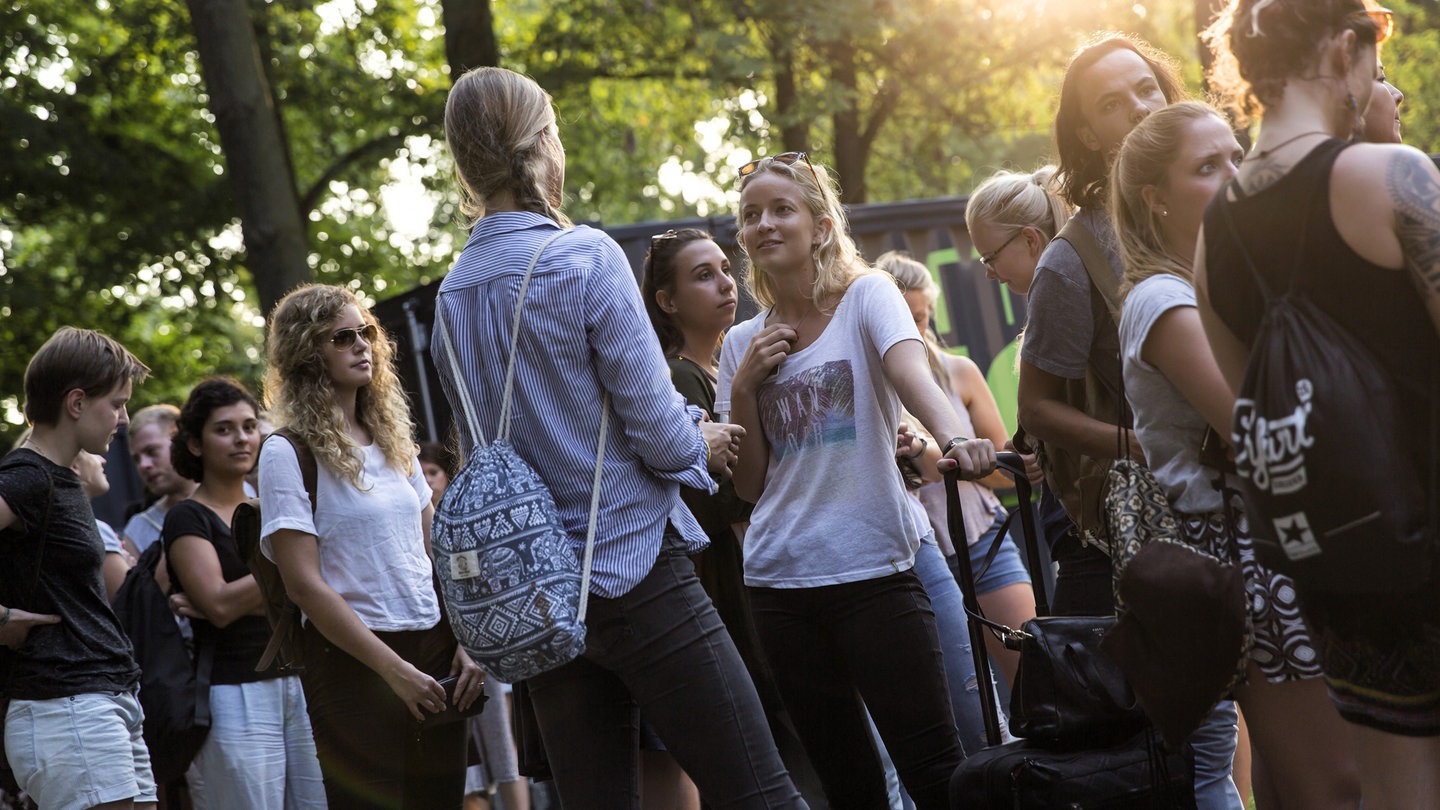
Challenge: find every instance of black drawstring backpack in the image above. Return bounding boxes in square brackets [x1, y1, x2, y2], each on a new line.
[1217, 187, 1433, 594]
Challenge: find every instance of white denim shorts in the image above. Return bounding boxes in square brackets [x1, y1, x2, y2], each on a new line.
[4, 688, 158, 810]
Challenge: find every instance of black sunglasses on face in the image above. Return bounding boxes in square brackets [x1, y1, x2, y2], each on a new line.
[330, 323, 378, 349]
[737, 151, 823, 188]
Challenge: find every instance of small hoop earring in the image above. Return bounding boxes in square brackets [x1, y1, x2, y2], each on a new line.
[1346, 92, 1357, 111]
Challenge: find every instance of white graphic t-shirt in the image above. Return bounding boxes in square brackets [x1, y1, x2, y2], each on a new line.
[717, 273, 923, 588]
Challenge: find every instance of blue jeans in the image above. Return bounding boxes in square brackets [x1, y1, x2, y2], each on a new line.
[527, 544, 804, 810]
[967, 510, 1032, 595]
[749, 569, 962, 810]
[1192, 700, 1244, 810]
[912, 537, 1009, 756]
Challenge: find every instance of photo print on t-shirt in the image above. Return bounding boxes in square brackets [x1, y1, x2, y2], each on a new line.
[757, 359, 856, 460]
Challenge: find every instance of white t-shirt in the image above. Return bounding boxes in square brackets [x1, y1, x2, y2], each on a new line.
[122, 501, 167, 554]
[258, 439, 440, 631]
[717, 273, 923, 588]
[1118, 274, 1239, 513]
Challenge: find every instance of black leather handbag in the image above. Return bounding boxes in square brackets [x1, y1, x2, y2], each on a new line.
[949, 457, 1146, 748]
[1007, 614, 1147, 745]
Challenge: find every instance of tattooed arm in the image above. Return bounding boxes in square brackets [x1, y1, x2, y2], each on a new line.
[1387, 147, 1440, 336]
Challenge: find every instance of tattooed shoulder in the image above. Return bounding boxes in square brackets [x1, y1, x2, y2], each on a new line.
[1387, 148, 1440, 298]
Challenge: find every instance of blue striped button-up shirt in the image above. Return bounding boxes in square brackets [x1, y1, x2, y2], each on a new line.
[433, 212, 713, 598]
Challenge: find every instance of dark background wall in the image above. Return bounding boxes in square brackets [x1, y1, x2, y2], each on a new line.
[372, 194, 1027, 447]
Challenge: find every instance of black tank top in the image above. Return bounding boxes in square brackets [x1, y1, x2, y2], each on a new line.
[1203, 137, 1438, 482]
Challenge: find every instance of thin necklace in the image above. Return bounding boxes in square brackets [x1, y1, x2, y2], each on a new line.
[676, 352, 717, 379]
[1253, 130, 1329, 160]
[21, 437, 62, 465]
[774, 306, 817, 335]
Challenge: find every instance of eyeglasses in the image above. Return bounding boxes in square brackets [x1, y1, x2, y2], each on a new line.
[978, 230, 1022, 268]
[329, 323, 378, 349]
[1349, 8, 1395, 44]
[737, 151, 823, 188]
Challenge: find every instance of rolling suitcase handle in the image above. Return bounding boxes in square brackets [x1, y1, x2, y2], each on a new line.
[945, 451, 1034, 747]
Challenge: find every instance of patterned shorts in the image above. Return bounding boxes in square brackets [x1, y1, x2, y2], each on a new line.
[1294, 572, 1440, 737]
[1179, 511, 1323, 683]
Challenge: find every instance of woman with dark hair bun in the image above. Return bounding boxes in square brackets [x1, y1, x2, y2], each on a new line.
[1201, 1, 1440, 804]
[162, 377, 325, 809]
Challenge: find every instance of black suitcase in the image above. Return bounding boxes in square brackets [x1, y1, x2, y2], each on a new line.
[944, 455, 1195, 809]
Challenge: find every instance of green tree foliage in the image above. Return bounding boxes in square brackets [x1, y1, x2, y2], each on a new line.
[2, 0, 1436, 455]
[0, 0, 460, 447]
[1385, 0, 1440, 155]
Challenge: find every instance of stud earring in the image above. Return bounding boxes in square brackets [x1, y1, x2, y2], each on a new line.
[1161, 209, 1169, 217]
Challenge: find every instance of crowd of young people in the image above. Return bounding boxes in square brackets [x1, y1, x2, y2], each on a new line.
[2, 1, 1437, 808]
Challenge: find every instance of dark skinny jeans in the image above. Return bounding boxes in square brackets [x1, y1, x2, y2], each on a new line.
[748, 569, 962, 810]
[526, 540, 806, 810]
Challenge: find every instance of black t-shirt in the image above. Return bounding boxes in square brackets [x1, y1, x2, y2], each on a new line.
[0, 449, 140, 699]
[162, 499, 276, 684]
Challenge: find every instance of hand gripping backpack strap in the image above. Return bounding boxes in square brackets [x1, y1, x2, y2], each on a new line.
[433, 228, 610, 619]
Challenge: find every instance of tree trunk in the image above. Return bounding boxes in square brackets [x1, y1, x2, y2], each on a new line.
[186, 0, 309, 316]
[442, 0, 500, 79]
[1194, 0, 1226, 80]
[828, 41, 867, 204]
[772, 38, 809, 153]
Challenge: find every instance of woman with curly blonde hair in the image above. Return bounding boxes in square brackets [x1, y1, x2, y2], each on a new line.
[258, 283, 482, 810]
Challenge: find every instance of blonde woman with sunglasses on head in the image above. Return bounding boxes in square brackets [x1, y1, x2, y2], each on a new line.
[716, 151, 996, 810]
[259, 284, 481, 809]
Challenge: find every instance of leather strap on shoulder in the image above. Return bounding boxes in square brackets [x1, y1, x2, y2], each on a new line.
[1057, 217, 1121, 323]
[268, 429, 318, 514]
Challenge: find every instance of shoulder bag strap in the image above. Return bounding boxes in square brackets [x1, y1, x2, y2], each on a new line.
[498, 230, 571, 441]
[269, 430, 318, 513]
[1057, 217, 1121, 323]
[433, 228, 612, 617]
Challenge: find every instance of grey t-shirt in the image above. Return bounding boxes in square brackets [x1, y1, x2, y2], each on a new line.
[1020, 208, 1122, 379]
[1118, 274, 1236, 513]
[0, 450, 140, 700]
